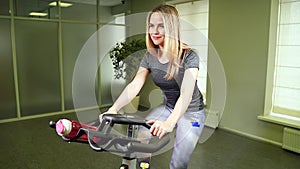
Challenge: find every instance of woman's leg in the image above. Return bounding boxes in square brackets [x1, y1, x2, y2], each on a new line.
[137, 105, 171, 167]
[170, 109, 206, 169]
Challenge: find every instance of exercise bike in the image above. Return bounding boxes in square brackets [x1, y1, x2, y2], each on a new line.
[49, 114, 170, 169]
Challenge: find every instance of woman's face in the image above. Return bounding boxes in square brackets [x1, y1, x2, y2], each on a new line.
[149, 12, 165, 47]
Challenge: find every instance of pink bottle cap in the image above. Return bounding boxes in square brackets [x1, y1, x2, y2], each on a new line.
[56, 120, 65, 135]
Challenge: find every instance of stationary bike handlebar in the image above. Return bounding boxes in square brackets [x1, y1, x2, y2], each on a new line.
[50, 114, 170, 154]
[99, 114, 152, 131]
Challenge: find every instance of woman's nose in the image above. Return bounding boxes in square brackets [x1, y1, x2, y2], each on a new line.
[153, 26, 159, 34]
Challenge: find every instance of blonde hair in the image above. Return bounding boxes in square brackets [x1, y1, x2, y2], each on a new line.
[146, 4, 190, 80]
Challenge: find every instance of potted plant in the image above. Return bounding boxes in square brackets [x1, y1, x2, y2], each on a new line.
[109, 39, 146, 113]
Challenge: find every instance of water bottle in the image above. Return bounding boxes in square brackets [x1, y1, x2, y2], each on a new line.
[55, 119, 97, 142]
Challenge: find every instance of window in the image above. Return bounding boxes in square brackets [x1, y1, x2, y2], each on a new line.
[0, 0, 10, 16]
[100, 13, 126, 104]
[0, 0, 109, 122]
[15, 20, 61, 116]
[0, 18, 16, 119]
[260, 0, 300, 128]
[14, 0, 58, 19]
[168, 0, 209, 103]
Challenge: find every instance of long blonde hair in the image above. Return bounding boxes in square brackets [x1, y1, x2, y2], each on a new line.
[146, 4, 190, 80]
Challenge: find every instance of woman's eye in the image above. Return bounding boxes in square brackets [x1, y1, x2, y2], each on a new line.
[158, 24, 164, 28]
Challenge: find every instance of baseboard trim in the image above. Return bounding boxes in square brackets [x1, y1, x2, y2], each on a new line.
[219, 126, 282, 147]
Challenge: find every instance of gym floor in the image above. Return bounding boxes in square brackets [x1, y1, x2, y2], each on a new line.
[0, 113, 299, 169]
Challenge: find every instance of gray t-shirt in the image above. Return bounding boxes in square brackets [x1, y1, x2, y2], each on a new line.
[140, 49, 204, 112]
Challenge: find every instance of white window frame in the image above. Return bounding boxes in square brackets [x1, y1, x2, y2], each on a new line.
[259, 0, 300, 129]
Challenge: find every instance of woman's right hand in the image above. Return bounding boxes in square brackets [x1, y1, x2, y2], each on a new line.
[99, 107, 118, 123]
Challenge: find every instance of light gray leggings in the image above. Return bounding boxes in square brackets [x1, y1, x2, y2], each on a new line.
[138, 105, 206, 169]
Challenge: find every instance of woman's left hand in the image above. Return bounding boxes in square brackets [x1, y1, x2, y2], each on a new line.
[147, 120, 175, 139]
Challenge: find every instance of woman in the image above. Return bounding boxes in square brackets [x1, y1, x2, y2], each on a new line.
[101, 4, 205, 169]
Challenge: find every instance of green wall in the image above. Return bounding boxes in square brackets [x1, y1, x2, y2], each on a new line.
[208, 0, 284, 144]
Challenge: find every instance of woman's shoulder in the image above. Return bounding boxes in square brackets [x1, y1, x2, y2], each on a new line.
[144, 51, 156, 60]
[141, 51, 157, 64]
[183, 48, 199, 61]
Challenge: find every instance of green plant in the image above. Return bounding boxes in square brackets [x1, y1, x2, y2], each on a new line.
[109, 39, 146, 82]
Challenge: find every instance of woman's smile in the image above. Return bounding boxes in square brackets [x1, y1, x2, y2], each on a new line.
[151, 35, 162, 40]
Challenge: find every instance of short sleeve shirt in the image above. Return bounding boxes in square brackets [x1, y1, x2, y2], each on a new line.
[140, 49, 204, 111]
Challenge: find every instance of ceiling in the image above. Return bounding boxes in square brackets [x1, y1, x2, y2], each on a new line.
[99, 0, 123, 6]
[62, 0, 123, 6]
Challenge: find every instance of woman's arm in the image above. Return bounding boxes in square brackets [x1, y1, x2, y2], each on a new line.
[105, 67, 150, 114]
[165, 68, 198, 126]
[148, 68, 199, 138]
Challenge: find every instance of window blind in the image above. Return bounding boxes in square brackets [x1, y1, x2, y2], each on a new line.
[273, 0, 300, 118]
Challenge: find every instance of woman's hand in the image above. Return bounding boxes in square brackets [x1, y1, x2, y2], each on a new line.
[99, 107, 118, 123]
[147, 120, 175, 139]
